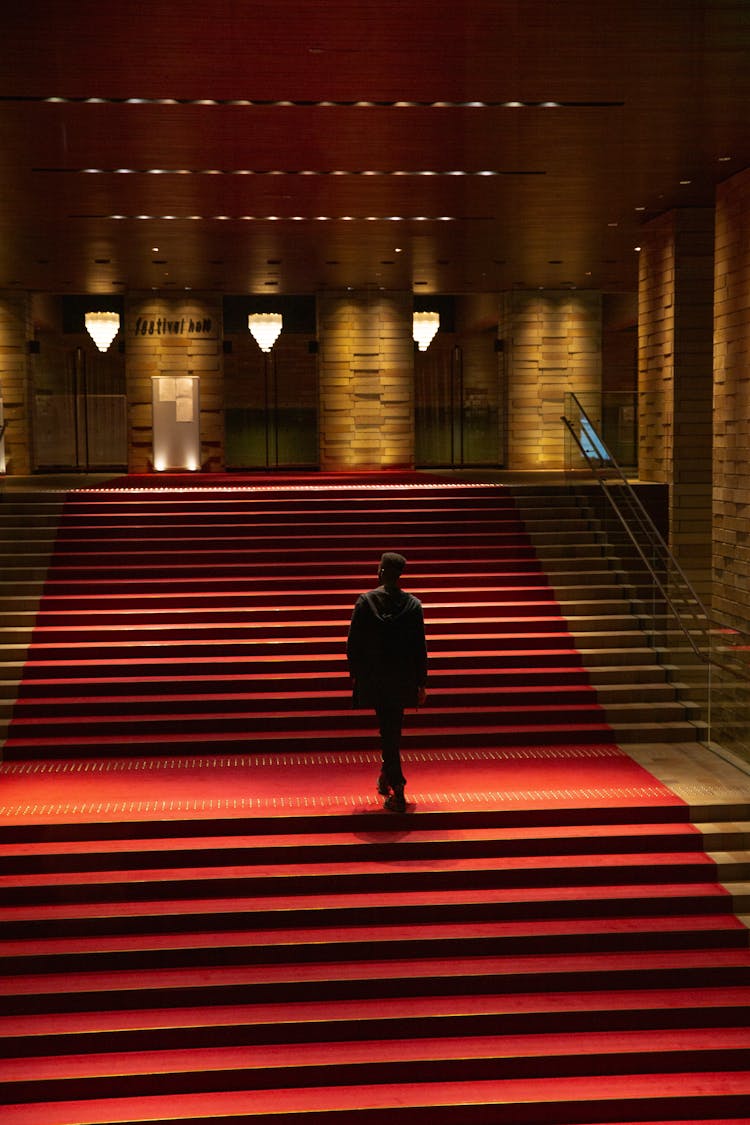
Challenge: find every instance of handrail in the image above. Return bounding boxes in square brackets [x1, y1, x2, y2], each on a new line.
[561, 395, 712, 662]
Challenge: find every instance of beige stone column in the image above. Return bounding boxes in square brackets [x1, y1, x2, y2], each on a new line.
[714, 169, 750, 629]
[317, 291, 414, 470]
[638, 209, 714, 595]
[0, 292, 33, 476]
[125, 294, 224, 473]
[498, 290, 602, 469]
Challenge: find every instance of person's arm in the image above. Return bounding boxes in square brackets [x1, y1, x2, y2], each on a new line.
[415, 604, 428, 704]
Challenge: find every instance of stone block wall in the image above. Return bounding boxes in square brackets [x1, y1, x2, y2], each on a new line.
[0, 292, 33, 475]
[317, 291, 414, 470]
[125, 294, 224, 473]
[498, 291, 601, 469]
[638, 209, 714, 596]
[714, 168, 750, 629]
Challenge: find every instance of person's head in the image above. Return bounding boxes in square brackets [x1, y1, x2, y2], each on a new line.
[378, 551, 407, 588]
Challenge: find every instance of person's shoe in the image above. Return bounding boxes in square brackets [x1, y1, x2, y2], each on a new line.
[384, 788, 406, 813]
[377, 773, 391, 797]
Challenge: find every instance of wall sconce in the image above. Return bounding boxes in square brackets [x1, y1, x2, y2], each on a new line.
[85, 311, 121, 352]
[413, 311, 440, 351]
[248, 312, 283, 352]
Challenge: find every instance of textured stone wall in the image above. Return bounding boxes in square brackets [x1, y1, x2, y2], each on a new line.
[638, 209, 714, 595]
[125, 294, 223, 473]
[714, 168, 750, 629]
[317, 291, 414, 470]
[498, 291, 601, 469]
[0, 292, 33, 475]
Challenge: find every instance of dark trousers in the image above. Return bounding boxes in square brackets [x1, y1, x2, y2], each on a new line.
[375, 704, 406, 790]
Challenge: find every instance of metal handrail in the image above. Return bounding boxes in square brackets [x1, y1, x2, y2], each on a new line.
[561, 395, 712, 662]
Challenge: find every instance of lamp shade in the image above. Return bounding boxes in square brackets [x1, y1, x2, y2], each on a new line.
[413, 311, 440, 351]
[85, 311, 120, 352]
[248, 312, 283, 352]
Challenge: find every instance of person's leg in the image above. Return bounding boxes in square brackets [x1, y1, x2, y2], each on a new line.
[376, 705, 406, 804]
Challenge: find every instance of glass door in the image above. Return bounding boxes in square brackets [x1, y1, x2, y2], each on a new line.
[33, 343, 127, 471]
[415, 339, 505, 468]
[224, 336, 319, 470]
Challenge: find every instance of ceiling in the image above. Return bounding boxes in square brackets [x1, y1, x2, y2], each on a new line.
[1, 0, 749, 305]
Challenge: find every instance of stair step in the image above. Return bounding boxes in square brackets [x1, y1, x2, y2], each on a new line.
[2, 1027, 750, 1105]
[2, 984, 749, 1055]
[3, 1072, 750, 1125]
[4, 948, 750, 1017]
[0, 882, 733, 938]
[0, 820, 708, 869]
[4, 914, 746, 977]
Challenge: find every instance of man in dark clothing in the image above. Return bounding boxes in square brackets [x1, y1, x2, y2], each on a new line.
[347, 552, 428, 812]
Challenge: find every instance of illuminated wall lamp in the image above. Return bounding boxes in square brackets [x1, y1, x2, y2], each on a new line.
[248, 312, 283, 352]
[85, 311, 121, 352]
[413, 311, 440, 351]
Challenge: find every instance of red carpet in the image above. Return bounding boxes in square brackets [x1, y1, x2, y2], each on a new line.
[1, 474, 748, 1123]
[5, 475, 614, 759]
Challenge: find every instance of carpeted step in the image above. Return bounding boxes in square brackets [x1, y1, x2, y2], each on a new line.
[4, 949, 750, 1020]
[0, 848, 725, 905]
[5, 682, 680, 720]
[3, 700, 688, 740]
[2, 985, 749, 1059]
[0, 818, 715, 870]
[2, 914, 747, 979]
[3, 882, 732, 941]
[3, 1027, 750, 1105]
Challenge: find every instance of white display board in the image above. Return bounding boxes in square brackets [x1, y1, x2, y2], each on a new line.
[151, 376, 200, 471]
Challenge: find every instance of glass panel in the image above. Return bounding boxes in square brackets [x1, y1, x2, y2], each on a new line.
[34, 391, 77, 468]
[32, 340, 127, 470]
[415, 341, 503, 467]
[224, 335, 318, 469]
[562, 392, 750, 769]
[414, 343, 454, 465]
[274, 341, 319, 468]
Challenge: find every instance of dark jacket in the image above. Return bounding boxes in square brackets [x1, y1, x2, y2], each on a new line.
[347, 586, 428, 709]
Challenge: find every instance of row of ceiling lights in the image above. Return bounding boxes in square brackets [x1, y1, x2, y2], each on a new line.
[43, 97, 585, 108]
[103, 214, 460, 221]
[74, 168, 537, 176]
[84, 310, 441, 354]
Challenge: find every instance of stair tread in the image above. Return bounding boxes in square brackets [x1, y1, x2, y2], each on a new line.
[2, 1070, 750, 1124]
[0, 850, 716, 889]
[3, 983, 749, 1040]
[2, 913, 744, 960]
[0, 820, 703, 859]
[4, 947, 750, 998]
[4, 1026, 750, 1084]
[0, 880, 732, 924]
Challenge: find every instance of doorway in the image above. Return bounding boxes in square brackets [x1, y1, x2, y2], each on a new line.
[415, 338, 505, 468]
[33, 343, 127, 472]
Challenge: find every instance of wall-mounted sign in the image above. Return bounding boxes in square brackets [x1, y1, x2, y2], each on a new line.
[134, 316, 213, 337]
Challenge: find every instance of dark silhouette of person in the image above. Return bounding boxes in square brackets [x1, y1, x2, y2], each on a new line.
[347, 552, 428, 812]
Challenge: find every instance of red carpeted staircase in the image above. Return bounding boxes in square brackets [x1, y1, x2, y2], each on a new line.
[0, 474, 749, 1123]
[0, 475, 698, 758]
